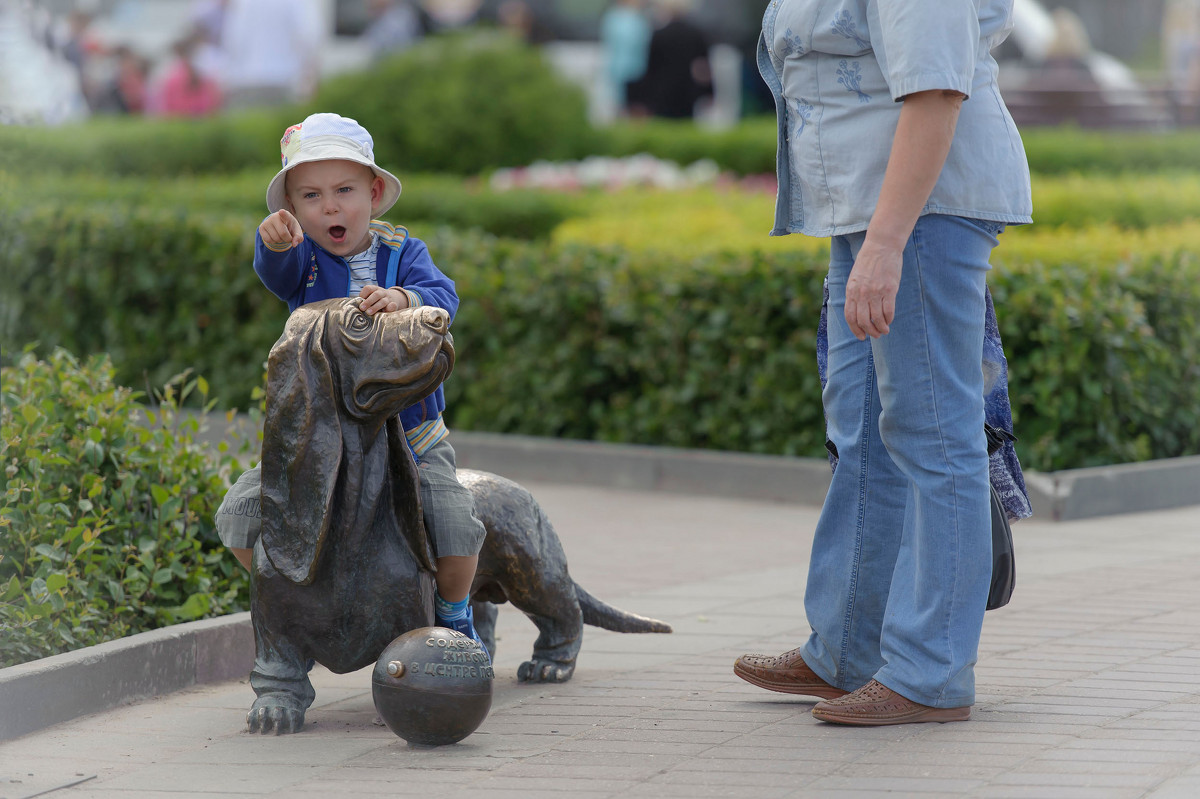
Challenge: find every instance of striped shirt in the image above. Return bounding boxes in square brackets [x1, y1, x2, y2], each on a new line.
[346, 232, 381, 296]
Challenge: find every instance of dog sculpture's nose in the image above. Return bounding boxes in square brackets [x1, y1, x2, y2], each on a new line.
[419, 306, 449, 334]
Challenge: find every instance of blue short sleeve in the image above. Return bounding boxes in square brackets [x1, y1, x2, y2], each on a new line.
[871, 0, 980, 101]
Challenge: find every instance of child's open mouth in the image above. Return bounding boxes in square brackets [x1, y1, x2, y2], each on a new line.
[328, 226, 347, 243]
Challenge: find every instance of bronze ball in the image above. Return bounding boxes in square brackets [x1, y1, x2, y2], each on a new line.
[371, 626, 494, 745]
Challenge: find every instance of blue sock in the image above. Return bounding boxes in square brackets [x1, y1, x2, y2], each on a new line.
[435, 593, 469, 624]
[435, 593, 489, 662]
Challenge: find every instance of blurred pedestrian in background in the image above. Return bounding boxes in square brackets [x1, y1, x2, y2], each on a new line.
[1163, 0, 1200, 123]
[219, 0, 322, 109]
[146, 31, 222, 117]
[495, 0, 554, 44]
[628, 0, 712, 119]
[601, 0, 652, 115]
[92, 44, 148, 114]
[186, 0, 228, 81]
[362, 0, 427, 61]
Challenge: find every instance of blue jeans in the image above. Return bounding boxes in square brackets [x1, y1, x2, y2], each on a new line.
[801, 214, 1002, 708]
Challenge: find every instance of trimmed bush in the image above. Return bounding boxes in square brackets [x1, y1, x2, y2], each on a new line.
[3, 200, 1196, 473]
[0, 350, 253, 666]
[0, 109, 291, 178]
[0, 202, 280, 410]
[13, 170, 579, 242]
[312, 32, 596, 174]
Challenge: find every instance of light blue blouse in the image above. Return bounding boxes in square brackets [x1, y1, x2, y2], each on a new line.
[758, 0, 1033, 237]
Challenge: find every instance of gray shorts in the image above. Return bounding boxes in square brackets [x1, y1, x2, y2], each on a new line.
[215, 438, 486, 558]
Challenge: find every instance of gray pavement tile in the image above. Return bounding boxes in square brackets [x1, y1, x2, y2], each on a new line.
[780, 791, 935, 799]
[1011, 759, 1176, 778]
[553, 737, 711, 756]
[64, 787, 264, 791]
[650, 767, 818, 788]
[673, 755, 850, 776]
[1146, 776, 1200, 798]
[604, 715, 764, 734]
[414, 791, 613, 799]
[971, 787, 1144, 799]
[490, 759, 680, 781]
[1036, 747, 1200, 766]
[576, 727, 740, 746]
[473, 774, 640, 792]
[850, 750, 1029, 769]
[802, 775, 989, 794]
[165, 734, 386, 766]
[628, 786, 796, 798]
[85, 763, 330, 794]
[989, 771, 1158, 789]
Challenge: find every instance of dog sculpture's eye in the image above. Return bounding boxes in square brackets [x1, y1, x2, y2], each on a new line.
[350, 312, 372, 332]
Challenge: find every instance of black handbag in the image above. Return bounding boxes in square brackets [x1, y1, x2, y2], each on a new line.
[987, 483, 1016, 610]
[984, 424, 1016, 610]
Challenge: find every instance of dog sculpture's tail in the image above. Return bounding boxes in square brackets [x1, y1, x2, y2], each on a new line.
[576, 584, 672, 633]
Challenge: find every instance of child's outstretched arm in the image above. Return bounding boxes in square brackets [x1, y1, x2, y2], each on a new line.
[254, 210, 308, 306]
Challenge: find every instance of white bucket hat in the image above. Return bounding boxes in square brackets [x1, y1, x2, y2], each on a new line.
[265, 113, 402, 215]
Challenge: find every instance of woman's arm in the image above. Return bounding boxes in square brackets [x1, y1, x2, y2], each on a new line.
[844, 89, 964, 340]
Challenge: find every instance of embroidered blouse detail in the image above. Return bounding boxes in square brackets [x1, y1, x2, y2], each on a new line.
[831, 11, 869, 50]
[836, 60, 871, 103]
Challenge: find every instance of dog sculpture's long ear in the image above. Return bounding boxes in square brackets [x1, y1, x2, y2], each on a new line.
[259, 305, 341, 585]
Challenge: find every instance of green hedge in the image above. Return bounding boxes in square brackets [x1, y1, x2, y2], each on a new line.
[3, 200, 1196, 472]
[15, 170, 578, 242]
[599, 118, 1200, 177]
[0, 350, 252, 666]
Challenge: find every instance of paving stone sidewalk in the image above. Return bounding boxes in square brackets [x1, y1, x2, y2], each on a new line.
[2, 483, 1198, 799]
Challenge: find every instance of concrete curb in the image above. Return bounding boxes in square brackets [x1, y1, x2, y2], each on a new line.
[451, 431, 1200, 522]
[197, 413, 1200, 521]
[0, 613, 253, 742]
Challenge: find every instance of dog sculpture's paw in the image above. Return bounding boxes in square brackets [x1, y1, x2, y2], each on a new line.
[246, 700, 306, 735]
[517, 658, 575, 683]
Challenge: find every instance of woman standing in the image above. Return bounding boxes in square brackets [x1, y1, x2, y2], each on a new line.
[734, 0, 1032, 725]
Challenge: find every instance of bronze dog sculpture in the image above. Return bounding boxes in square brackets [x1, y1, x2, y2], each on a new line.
[248, 297, 671, 734]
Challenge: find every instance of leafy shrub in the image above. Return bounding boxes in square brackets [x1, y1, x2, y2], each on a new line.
[305, 31, 598, 174]
[11, 169, 579, 242]
[0, 110, 291, 178]
[0, 350, 253, 667]
[0, 202, 280, 409]
[596, 118, 1200, 177]
[992, 254, 1200, 469]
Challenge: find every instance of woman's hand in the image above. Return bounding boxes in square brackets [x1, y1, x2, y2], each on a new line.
[850, 89, 964, 340]
[845, 239, 903, 340]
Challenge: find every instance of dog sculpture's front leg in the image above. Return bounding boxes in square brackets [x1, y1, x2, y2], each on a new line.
[247, 598, 315, 734]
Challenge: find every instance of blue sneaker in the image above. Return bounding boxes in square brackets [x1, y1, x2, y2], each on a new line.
[437, 605, 491, 664]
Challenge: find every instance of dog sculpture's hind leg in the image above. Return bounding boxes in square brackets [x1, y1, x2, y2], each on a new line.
[462, 470, 671, 683]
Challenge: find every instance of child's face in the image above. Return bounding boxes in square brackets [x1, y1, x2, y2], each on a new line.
[284, 159, 385, 258]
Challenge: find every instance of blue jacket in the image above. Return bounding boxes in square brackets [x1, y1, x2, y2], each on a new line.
[254, 220, 457, 437]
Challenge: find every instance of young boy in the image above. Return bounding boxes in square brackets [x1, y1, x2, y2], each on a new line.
[216, 113, 488, 652]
